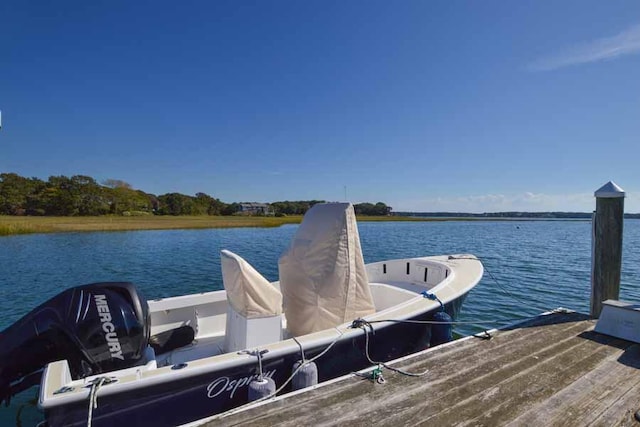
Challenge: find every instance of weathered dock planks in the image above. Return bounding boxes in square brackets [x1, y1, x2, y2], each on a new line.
[209, 312, 640, 426]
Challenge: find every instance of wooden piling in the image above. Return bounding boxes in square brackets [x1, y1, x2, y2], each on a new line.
[591, 181, 625, 318]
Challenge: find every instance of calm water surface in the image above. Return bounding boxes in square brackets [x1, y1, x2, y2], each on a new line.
[2, 219, 640, 424]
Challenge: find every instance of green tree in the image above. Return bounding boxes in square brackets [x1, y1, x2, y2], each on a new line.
[72, 175, 110, 215]
[106, 187, 154, 214]
[40, 175, 110, 215]
[0, 173, 45, 215]
[271, 200, 324, 215]
[193, 192, 228, 215]
[221, 202, 240, 216]
[157, 193, 196, 215]
[102, 179, 153, 214]
[354, 202, 391, 216]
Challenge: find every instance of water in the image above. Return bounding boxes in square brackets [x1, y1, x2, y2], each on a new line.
[2, 219, 640, 425]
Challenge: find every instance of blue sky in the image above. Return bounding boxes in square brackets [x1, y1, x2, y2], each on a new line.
[1, 1, 639, 212]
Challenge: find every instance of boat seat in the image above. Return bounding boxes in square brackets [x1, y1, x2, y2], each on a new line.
[149, 325, 195, 355]
[154, 335, 226, 367]
[220, 250, 283, 352]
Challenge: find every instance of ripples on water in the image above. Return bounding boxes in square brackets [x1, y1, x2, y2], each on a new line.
[3, 220, 640, 332]
[1, 219, 640, 424]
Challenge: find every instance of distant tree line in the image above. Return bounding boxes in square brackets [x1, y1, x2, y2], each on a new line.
[270, 200, 325, 215]
[0, 172, 393, 217]
[354, 202, 392, 216]
[0, 173, 158, 216]
[393, 211, 640, 219]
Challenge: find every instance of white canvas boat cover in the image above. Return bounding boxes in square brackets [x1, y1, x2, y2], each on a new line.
[278, 203, 375, 336]
[220, 249, 282, 318]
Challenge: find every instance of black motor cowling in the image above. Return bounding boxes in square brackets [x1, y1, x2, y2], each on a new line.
[0, 282, 150, 405]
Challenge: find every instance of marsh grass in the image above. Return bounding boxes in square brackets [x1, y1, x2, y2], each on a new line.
[0, 221, 47, 236]
[0, 215, 305, 236]
[0, 215, 438, 236]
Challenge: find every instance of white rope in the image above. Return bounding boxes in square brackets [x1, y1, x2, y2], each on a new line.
[214, 327, 345, 420]
[87, 377, 108, 427]
[254, 327, 344, 402]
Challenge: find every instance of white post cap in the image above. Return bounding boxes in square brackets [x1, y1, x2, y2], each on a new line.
[594, 181, 625, 198]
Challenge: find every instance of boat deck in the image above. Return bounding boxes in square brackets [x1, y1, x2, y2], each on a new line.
[208, 311, 640, 426]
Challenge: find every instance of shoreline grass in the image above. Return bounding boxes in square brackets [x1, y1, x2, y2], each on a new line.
[0, 215, 445, 236]
[0, 215, 434, 236]
[0, 215, 305, 236]
[0, 214, 585, 237]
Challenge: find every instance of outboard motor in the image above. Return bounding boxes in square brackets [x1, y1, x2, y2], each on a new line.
[0, 282, 149, 405]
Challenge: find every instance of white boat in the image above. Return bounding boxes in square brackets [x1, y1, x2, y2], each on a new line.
[0, 203, 483, 426]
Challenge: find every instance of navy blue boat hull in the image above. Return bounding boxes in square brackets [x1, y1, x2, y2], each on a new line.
[45, 297, 465, 427]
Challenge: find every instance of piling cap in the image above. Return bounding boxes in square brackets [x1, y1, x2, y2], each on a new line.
[594, 181, 625, 198]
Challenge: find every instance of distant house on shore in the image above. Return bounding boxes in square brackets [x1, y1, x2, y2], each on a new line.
[238, 202, 272, 215]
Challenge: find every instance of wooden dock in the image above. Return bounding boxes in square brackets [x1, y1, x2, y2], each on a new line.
[209, 311, 640, 426]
